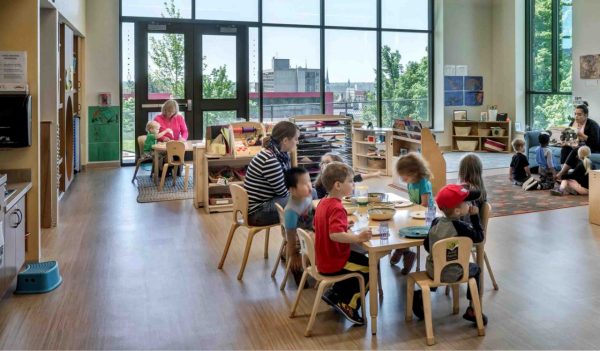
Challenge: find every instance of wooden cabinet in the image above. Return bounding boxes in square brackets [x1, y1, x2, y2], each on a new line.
[352, 128, 393, 176]
[590, 171, 600, 225]
[2, 196, 26, 292]
[451, 120, 512, 153]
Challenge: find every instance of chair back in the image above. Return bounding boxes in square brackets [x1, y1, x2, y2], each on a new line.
[430, 237, 473, 285]
[275, 203, 286, 230]
[229, 184, 249, 225]
[166, 141, 186, 165]
[479, 202, 492, 244]
[297, 228, 317, 275]
[137, 135, 147, 155]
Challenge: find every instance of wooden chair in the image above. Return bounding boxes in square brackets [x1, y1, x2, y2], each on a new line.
[290, 229, 366, 337]
[131, 135, 154, 182]
[217, 184, 280, 280]
[271, 203, 293, 290]
[158, 141, 190, 192]
[406, 237, 485, 346]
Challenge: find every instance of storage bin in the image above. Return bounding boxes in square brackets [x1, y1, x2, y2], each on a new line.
[483, 139, 506, 152]
[478, 128, 491, 136]
[456, 140, 478, 151]
[454, 126, 471, 136]
[490, 127, 506, 137]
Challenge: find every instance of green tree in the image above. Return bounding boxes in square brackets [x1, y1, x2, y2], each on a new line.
[362, 45, 429, 127]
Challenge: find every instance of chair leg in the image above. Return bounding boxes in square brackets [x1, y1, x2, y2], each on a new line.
[451, 284, 459, 315]
[158, 163, 169, 192]
[468, 278, 486, 336]
[484, 252, 499, 290]
[271, 240, 286, 278]
[421, 285, 435, 346]
[445, 285, 450, 296]
[305, 279, 327, 337]
[264, 227, 270, 259]
[405, 276, 415, 322]
[172, 165, 179, 186]
[358, 275, 366, 320]
[132, 159, 142, 182]
[237, 229, 258, 280]
[217, 223, 239, 269]
[290, 271, 309, 318]
[183, 164, 190, 192]
[378, 265, 383, 298]
[280, 257, 292, 291]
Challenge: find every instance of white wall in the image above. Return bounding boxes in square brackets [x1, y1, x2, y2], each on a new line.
[573, 0, 600, 115]
[83, 0, 120, 165]
[53, 0, 86, 35]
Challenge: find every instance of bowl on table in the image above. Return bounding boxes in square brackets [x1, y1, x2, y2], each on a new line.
[368, 192, 386, 203]
[367, 207, 396, 221]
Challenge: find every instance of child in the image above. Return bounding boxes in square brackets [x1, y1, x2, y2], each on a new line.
[143, 121, 172, 156]
[390, 153, 433, 273]
[283, 167, 314, 286]
[315, 152, 381, 199]
[412, 184, 488, 325]
[551, 146, 594, 196]
[459, 153, 487, 215]
[524, 132, 556, 191]
[313, 162, 372, 325]
[509, 139, 532, 186]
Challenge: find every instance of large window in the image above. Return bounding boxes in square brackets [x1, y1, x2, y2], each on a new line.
[527, 0, 573, 130]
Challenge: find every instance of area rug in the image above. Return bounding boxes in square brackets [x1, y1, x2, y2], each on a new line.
[444, 152, 513, 173]
[136, 174, 194, 203]
[389, 174, 588, 217]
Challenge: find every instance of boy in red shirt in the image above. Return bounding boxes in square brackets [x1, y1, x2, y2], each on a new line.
[313, 162, 372, 325]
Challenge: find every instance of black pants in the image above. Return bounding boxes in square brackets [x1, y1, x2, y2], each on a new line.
[466, 263, 481, 301]
[561, 146, 579, 168]
[322, 251, 370, 310]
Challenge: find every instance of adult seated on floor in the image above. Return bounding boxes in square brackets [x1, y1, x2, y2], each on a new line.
[524, 104, 600, 172]
[244, 121, 300, 226]
[557, 104, 600, 180]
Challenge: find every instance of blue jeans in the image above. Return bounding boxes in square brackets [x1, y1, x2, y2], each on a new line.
[248, 196, 289, 226]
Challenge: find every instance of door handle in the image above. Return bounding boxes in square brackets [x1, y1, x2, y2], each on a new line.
[187, 99, 192, 112]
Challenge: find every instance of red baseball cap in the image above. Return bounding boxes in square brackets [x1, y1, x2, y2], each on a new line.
[435, 184, 481, 209]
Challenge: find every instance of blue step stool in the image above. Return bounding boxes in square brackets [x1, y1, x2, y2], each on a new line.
[15, 261, 62, 294]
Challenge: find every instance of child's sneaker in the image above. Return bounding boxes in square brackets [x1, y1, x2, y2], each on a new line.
[525, 180, 540, 191]
[332, 301, 364, 325]
[522, 177, 537, 190]
[401, 251, 416, 275]
[390, 249, 403, 265]
[550, 188, 564, 196]
[463, 306, 488, 326]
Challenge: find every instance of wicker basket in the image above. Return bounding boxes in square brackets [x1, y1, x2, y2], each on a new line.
[456, 140, 478, 151]
[454, 126, 471, 136]
[367, 158, 386, 169]
[478, 128, 491, 136]
[490, 128, 506, 137]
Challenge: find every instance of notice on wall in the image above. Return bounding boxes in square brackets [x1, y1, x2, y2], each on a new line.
[0, 51, 27, 83]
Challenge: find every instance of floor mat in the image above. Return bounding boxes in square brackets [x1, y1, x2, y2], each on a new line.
[444, 152, 513, 173]
[389, 174, 588, 217]
[136, 174, 194, 203]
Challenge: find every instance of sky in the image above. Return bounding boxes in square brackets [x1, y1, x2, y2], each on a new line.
[122, 0, 430, 85]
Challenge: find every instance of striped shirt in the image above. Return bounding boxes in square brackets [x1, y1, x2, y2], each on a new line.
[244, 149, 290, 214]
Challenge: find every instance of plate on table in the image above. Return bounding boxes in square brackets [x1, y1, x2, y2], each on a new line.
[409, 211, 426, 219]
[399, 226, 430, 239]
[394, 201, 413, 208]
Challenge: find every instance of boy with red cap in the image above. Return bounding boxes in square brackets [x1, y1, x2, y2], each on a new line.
[412, 184, 488, 325]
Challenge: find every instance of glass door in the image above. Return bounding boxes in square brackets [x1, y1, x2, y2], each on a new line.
[193, 24, 248, 139]
[134, 22, 193, 149]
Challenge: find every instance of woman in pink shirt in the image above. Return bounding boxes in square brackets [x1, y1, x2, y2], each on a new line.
[153, 99, 189, 142]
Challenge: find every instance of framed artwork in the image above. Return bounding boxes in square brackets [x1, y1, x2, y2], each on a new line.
[580, 54, 600, 79]
[465, 91, 484, 106]
[444, 76, 464, 91]
[453, 110, 467, 120]
[480, 112, 488, 121]
[464, 76, 483, 91]
[445, 91, 464, 106]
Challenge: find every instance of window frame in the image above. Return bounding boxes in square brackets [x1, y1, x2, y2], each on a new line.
[120, 0, 434, 129]
[525, 0, 572, 129]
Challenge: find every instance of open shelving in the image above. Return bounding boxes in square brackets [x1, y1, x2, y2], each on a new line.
[352, 128, 393, 176]
[451, 120, 512, 153]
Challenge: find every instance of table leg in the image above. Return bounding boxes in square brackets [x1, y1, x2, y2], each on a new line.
[153, 151, 159, 184]
[368, 252, 379, 335]
[476, 244, 485, 302]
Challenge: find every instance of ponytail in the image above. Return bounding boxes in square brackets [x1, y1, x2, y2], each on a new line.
[583, 156, 592, 175]
[578, 146, 592, 175]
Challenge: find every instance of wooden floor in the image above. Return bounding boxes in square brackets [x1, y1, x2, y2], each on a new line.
[1, 167, 600, 349]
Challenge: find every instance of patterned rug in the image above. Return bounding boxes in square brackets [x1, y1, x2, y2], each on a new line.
[136, 173, 194, 203]
[389, 174, 589, 217]
[444, 152, 513, 173]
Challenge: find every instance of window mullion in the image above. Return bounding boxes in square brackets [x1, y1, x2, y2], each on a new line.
[551, 0, 559, 93]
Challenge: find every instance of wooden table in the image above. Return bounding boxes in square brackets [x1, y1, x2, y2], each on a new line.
[152, 140, 205, 184]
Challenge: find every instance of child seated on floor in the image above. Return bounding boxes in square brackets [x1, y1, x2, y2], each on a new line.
[313, 161, 371, 326]
[143, 121, 172, 157]
[314, 152, 381, 199]
[523, 132, 556, 191]
[283, 167, 315, 286]
[390, 153, 433, 274]
[551, 146, 595, 196]
[412, 184, 488, 325]
[509, 139, 532, 186]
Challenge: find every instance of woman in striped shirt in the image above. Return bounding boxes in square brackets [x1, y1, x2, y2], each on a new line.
[245, 121, 300, 226]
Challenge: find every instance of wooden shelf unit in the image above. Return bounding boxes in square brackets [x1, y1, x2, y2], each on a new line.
[451, 120, 513, 153]
[203, 156, 254, 213]
[352, 128, 393, 176]
[289, 115, 353, 181]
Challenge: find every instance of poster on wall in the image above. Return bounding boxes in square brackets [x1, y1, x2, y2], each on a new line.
[580, 54, 600, 79]
[445, 92, 464, 106]
[0, 51, 27, 84]
[444, 76, 463, 91]
[465, 91, 484, 106]
[464, 76, 483, 91]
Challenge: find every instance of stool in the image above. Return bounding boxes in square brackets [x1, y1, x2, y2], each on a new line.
[15, 261, 63, 294]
